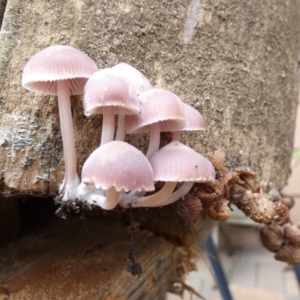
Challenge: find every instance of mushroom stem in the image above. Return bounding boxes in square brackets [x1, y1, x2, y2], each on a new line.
[172, 131, 181, 142]
[153, 182, 194, 207]
[115, 114, 126, 141]
[146, 122, 160, 158]
[100, 107, 115, 146]
[57, 80, 79, 197]
[83, 185, 119, 209]
[103, 186, 120, 210]
[131, 181, 177, 207]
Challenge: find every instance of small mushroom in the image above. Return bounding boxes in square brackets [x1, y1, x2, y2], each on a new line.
[22, 45, 97, 200]
[112, 62, 152, 141]
[172, 103, 205, 142]
[112, 62, 152, 96]
[123, 141, 215, 208]
[81, 141, 154, 210]
[83, 68, 140, 145]
[126, 89, 186, 158]
[177, 194, 203, 223]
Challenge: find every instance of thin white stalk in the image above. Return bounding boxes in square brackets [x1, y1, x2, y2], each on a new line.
[57, 80, 79, 199]
[152, 182, 194, 207]
[131, 182, 177, 207]
[115, 114, 126, 141]
[103, 186, 120, 210]
[172, 131, 181, 142]
[100, 107, 115, 146]
[146, 122, 161, 158]
[81, 186, 118, 210]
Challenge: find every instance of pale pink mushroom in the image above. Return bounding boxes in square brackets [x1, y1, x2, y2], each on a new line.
[172, 103, 205, 141]
[81, 141, 154, 210]
[83, 68, 140, 145]
[126, 88, 186, 158]
[112, 62, 152, 140]
[128, 141, 215, 208]
[112, 62, 152, 96]
[22, 45, 97, 200]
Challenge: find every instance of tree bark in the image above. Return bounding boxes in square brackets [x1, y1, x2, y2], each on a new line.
[0, 0, 299, 299]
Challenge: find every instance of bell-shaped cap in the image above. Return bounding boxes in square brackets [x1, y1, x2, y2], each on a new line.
[83, 68, 140, 116]
[82, 141, 154, 192]
[149, 141, 215, 182]
[126, 88, 186, 134]
[112, 62, 152, 95]
[182, 103, 205, 131]
[22, 45, 97, 95]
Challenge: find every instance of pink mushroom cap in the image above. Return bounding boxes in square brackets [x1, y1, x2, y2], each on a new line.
[81, 141, 154, 192]
[83, 68, 140, 116]
[22, 45, 97, 95]
[171, 103, 205, 142]
[21, 45, 97, 201]
[149, 141, 216, 182]
[112, 62, 152, 95]
[126, 88, 186, 134]
[182, 103, 205, 131]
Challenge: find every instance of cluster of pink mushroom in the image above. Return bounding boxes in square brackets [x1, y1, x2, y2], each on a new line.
[22, 45, 216, 210]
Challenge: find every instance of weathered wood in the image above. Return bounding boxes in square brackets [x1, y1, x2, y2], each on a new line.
[0, 1, 299, 298]
[0, 205, 215, 300]
[0, 197, 19, 247]
[0, 218, 173, 299]
[0, 0, 299, 196]
[0, 0, 6, 27]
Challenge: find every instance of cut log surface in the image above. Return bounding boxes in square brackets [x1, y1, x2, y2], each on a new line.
[0, 0, 299, 196]
[0, 218, 171, 299]
[0, 208, 215, 300]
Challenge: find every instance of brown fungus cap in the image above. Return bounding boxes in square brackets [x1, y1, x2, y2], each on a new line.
[22, 45, 97, 95]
